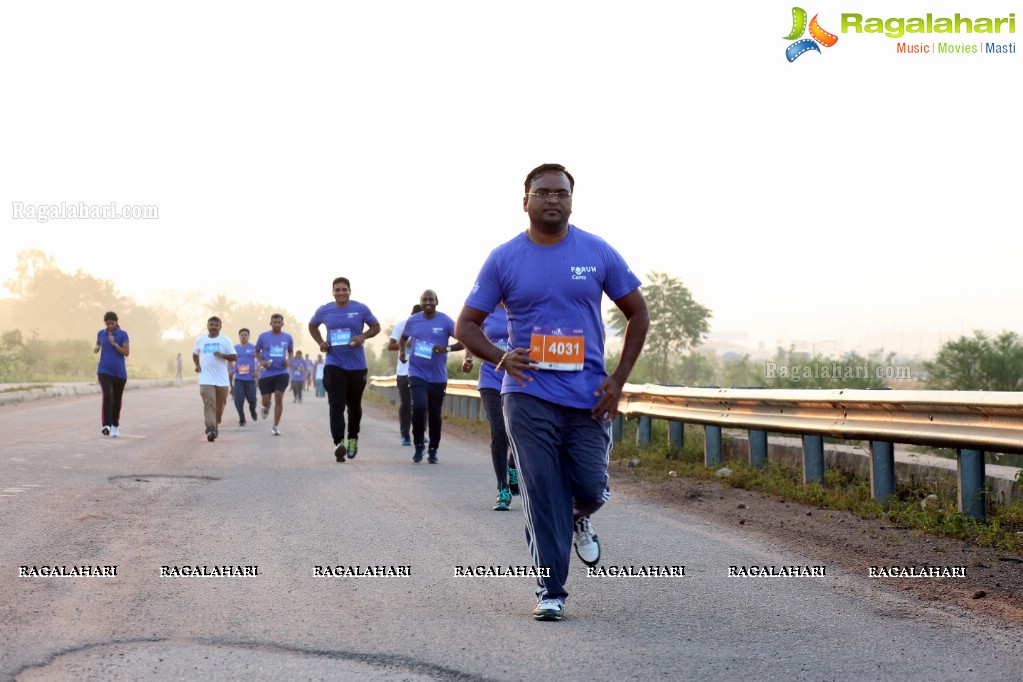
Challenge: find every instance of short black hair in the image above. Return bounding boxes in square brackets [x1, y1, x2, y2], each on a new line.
[208, 316, 221, 324]
[271, 313, 284, 321]
[332, 277, 351, 289]
[524, 163, 575, 193]
[103, 311, 118, 322]
[239, 328, 250, 335]
[411, 304, 423, 314]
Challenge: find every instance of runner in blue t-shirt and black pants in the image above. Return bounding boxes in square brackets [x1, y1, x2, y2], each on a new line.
[399, 289, 464, 464]
[231, 328, 259, 426]
[308, 276, 381, 462]
[94, 311, 130, 438]
[461, 303, 519, 511]
[456, 163, 649, 622]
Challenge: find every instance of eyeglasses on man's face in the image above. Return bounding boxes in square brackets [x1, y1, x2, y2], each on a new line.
[526, 191, 573, 201]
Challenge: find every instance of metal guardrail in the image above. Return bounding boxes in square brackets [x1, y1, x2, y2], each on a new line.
[369, 377, 1023, 521]
[617, 385, 1023, 454]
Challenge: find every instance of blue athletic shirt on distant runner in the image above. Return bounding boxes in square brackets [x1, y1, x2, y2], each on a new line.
[403, 311, 456, 384]
[96, 327, 129, 379]
[477, 306, 509, 392]
[309, 300, 379, 370]
[254, 331, 293, 378]
[464, 225, 642, 409]
[290, 361, 306, 382]
[233, 343, 256, 381]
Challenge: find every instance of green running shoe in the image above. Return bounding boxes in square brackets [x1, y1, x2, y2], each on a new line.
[493, 487, 511, 511]
[347, 438, 358, 459]
[508, 466, 519, 496]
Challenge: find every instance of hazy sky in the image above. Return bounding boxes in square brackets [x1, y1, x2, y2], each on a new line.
[2, 1, 1019, 357]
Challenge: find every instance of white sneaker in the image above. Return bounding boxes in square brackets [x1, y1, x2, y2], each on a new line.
[573, 517, 600, 566]
[111, 426, 119, 438]
[271, 426, 280, 436]
[533, 598, 564, 621]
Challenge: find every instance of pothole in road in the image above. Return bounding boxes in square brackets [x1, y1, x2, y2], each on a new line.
[109, 475, 220, 490]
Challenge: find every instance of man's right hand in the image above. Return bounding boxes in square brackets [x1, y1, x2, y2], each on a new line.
[497, 347, 537, 387]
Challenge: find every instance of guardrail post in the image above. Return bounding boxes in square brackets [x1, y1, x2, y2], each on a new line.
[705, 425, 722, 467]
[612, 414, 623, 444]
[869, 441, 895, 502]
[749, 430, 768, 469]
[637, 415, 652, 449]
[957, 449, 987, 521]
[802, 435, 825, 485]
[669, 421, 684, 450]
[469, 396, 480, 420]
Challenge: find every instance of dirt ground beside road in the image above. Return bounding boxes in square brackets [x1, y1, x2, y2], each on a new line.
[608, 466, 1023, 627]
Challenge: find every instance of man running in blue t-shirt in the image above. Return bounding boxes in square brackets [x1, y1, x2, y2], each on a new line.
[254, 313, 294, 436]
[308, 276, 381, 462]
[461, 303, 520, 511]
[230, 328, 259, 426]
[456, 163, 649, 622]
[399, 289, 464, 464]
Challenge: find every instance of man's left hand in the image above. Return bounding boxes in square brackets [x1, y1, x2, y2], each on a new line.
[592, 375, 623, 420]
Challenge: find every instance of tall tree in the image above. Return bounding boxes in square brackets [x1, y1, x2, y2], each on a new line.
[606, 271, 711, 384]
[2, 249, 131, 340]
[156, 289, 206, 339]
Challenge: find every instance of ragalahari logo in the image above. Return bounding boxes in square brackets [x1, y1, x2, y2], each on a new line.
[784, 7, 838, 61]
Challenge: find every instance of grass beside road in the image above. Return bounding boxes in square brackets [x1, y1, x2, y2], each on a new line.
[0, 384, 52, 393]
[609, 419, 1023, 554]
[382, 385, 1023, 554]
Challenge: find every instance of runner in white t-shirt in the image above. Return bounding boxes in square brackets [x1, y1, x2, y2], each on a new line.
[192, 316, 237, 442]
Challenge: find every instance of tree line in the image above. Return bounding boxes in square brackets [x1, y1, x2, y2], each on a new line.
[2, 250, 1020, 390]
[0, 250, 397, 381]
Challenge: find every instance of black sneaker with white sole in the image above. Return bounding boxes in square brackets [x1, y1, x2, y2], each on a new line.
[533, 598, 564, 621]
[573, 517, 600, 566]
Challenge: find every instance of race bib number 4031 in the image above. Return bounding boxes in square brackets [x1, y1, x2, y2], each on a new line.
[529, 326, 585, 371]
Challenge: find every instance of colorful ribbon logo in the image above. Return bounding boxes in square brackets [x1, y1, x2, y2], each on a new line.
[784, 7, 838, 62]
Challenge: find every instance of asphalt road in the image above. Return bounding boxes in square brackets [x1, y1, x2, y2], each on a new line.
[2, 384, 1022, 681]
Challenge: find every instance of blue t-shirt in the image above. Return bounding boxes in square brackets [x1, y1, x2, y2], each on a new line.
[464, 225, 641, 409]
[403, 311, 456, 384]
[309, 300, 379, 370]
[477, 306, 509, 392]
[233, 343, 257, 381]
[290, 361, 307, 382]
[254, 331, 294, 378]
[96, 327, 129, 379]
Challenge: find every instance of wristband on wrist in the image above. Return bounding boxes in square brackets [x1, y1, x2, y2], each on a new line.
[495, 351, 511, 372]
